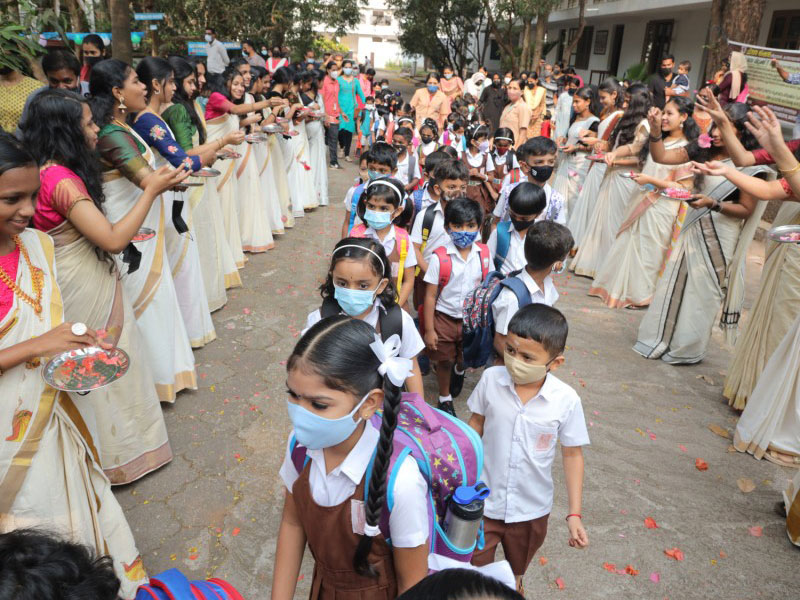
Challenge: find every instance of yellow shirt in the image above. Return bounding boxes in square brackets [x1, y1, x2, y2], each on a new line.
[0, 75, 44, 132]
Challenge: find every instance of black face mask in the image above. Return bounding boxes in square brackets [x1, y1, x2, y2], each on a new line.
[84, 56, 103, 68]
[660, 67, 673, 78]
[567, 88, 576, 96]
[530, 165, 554, 181]
[511, 216, 534, 232]
[393, 144, 406, 154]
[527, 81, 536, 89]
[492, 80, 501, 88]
[420, 135, 434, 144]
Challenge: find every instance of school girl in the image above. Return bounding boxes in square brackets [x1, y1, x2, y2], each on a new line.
[490, 128, 518, 198]
[462, 123, 497, 215]
[272, 317, 430, 599]
[351, 177, 417, 308]
[304, 238, 425, 396]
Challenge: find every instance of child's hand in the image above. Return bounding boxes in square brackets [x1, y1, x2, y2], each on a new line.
[424, 330, 438, 351]
[567, 517, 589, 548]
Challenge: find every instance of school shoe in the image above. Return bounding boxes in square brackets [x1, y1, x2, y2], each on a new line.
[449, 364, 465, 398]
[437, 401, 457, 418]
[329, 162, 342, 169]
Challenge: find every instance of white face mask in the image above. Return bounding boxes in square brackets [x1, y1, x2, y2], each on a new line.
[204, 34, 213, 43]
[504, 77, 512, 85]
[330, 71, 340, 79]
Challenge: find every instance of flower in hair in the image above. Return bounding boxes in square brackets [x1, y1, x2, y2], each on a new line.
[698, 133, 712, 149]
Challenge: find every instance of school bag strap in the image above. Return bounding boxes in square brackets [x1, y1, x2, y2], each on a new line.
[432, 246, 452, 297]
[348, 183, 366, 234]
[494, 221, 513, 271]
[395, 228, 409, 299]
[476, 242, 490, 280]
[414, 204, 438, 276]
[499, 270, 532, 307]
[320, 296, 341, 320]
[408, 153, 417, 181]
[411, 188, 425, 215]
[349, 223, 368, 237]
[509, 168, 521, 184]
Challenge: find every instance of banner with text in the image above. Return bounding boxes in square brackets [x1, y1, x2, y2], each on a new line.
[728, 40, 800, 126]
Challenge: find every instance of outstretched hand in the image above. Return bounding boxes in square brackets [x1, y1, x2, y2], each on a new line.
[744, 105, 785, 156]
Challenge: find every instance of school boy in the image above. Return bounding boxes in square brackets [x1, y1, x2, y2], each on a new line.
[486, 182, 546, 275]
[468, 304, 589, 595]
[411, 149, 451, 213]
[423, 198, 491, 415]
[492, 221, 573, 359]
[392, 126, 422, 192]
[410, 159, 469, 301]
[493, 137, 566, 225]
[341, 142, 398, 237]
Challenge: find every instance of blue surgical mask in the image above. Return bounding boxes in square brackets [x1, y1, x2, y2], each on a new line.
[334, 283, 380, 316]
[343, 67, 353, 76]
[364, 208, 393, 230]
[287, 393, 369, 450]
[427, 84, 439, 93]
[367, 169, 383, 181]
[448, 229, 479, 248]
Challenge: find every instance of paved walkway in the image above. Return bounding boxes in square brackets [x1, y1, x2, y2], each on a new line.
[120, 74, 799, 598]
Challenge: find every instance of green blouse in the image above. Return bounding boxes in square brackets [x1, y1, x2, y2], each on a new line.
[161, 104, 197, 151]
[97, 124, 152, 186]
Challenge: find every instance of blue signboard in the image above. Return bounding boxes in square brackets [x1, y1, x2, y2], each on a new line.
[187, 41, 242, 57]
[134, 13, 165, 21]
[41, 31, 146, 45]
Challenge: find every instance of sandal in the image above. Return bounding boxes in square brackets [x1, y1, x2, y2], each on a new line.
[764, 450, 800, 469]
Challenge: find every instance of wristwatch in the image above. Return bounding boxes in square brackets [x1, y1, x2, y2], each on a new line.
[711, 201, 722, 212]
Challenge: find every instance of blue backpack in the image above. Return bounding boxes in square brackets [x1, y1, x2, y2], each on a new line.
[462, 270, 532, 369]
[493, 221, 515, 272]
[135, 569, 244, 599]
[347, 182, 366, 234]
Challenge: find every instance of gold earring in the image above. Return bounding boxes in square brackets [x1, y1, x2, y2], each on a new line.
[117, 96, 127, 112]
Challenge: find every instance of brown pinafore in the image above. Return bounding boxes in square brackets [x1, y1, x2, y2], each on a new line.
[462, 153, 494, 216]
[293, 462, 399, 600]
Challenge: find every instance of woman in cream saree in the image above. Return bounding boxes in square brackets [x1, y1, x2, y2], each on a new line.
[91, 58, 197, 402]
[0, 138, 146, 597]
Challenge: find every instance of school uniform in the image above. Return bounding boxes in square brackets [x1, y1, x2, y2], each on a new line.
[468, 368, 589, 575]
[356, 225, 418, 278]
[463, 151, 496, 215]
[492, 269, 559, 335]
[410, 201, 447, 265]
[395, 153, 421, 187]
[305, 298, 425, 359]
[280, 422, 429, 598]
[493, 176, 566, 226]
[343, 183, 363, 227]
[486, 225, 527, 275]
[423, 239, 491, 362]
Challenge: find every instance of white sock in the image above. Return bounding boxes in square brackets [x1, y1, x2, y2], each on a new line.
[454, 366, 465, 375]
[439, 395, 453, 403]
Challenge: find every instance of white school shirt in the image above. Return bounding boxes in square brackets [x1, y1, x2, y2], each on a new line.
[280, 422, 429, 547]
[342, 183, 363, 227]
[423, 239, 491, 319]
[464, 150, 496, 172]
[467, 367, 590, 522]
[358, 225, 418, 277]
[396, 153, 421, 186]
[419, 140, 438, 157]
[493, 178, 566, 226]
[492, 269, 559, 335]
[486, 225, 527, 275]
[304, 299, 425, 359]
[411, 201, 448, 264]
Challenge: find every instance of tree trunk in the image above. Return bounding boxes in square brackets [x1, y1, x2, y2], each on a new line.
[482, 0, 517, 72]
[520, 19, 532, 71]
[109, 0, 132, 64]
[705, 0, 765, 82]
[532, 11, 548, 74]
[561, 0, 586, 65]
[62, 0, 86, 32]
[480, 26, 490, 65]
[95, 0, 111, 29]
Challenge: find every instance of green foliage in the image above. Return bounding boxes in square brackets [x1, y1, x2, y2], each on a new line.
[623, 63, 652, 83]
[0, 1, 68, 75]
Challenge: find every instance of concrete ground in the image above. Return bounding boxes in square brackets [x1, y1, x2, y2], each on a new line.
[120, 74, 799, 598]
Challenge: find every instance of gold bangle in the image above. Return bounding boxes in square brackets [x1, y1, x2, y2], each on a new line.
[779, 162, 800, 176]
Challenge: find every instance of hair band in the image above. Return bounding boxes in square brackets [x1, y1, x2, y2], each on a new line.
[366, 179, 404, 202]
[332, 244, 387, 276]
[494, 136, 513, 142]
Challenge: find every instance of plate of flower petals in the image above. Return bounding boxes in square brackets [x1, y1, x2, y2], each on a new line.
[132, 228, 155, 243]
[587, 154, 606, 162]
[620, 171, 639, 179]
[262, 124, 283, 134]
[43, 346, 130, 392]
[660, 187, 694, 200]
[245, 133, 268, 143]
[195, 167, 221, 177]
[767, 225, 800, 244]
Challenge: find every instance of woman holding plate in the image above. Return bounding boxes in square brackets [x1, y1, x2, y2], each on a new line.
[0, 131, 147, 599]
[21, 89, 183, 484]
[90, 59, 198, 403]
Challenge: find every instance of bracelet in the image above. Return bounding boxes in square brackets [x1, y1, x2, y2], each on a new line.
[566, 513, 582, 521]
[779, 162, 800, 176]
[649, 134, 663, 143]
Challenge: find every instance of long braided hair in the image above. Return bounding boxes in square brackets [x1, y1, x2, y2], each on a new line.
[287, 316, 402, 576]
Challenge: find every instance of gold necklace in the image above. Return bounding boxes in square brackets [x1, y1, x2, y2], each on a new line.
[0, 236, 43, 317]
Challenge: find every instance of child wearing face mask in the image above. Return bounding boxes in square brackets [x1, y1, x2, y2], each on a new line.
[341, 153, 371, 237]
[342, 143, 399, 236]
[491, 221, 574, 360]
[468, 304, 589, 595]
[423, 198, 492, 415]
[490, 128, 518, 194]
[304, 239, 425, 396]
[487, 182, 547, 275]
[439, 116, 467, 157]
[462, 123, 497, 217]
[360, 95, 375, 151]
[350, 177, 417, 308]
[493, 137, 566, 226]
[392, 127, 421, 192]
[417, 118, 441, 170]
[274, 317, 429, 599]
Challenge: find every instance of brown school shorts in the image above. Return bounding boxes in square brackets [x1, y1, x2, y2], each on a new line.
[427, 311, 462, 363]
[471, 514, 550, 576]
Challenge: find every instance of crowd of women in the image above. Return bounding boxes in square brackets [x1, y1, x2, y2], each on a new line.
[0, 46, 340, 597]
[1, 40, 800, 597]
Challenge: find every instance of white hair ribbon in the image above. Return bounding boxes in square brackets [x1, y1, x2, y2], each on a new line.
[363, 523, 382, 537]
[369, 333, 413, 387]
